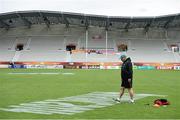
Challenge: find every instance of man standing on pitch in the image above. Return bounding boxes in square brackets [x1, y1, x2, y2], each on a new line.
[115, 55, 134, 103]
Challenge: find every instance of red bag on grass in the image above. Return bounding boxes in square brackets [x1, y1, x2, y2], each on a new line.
[154, 99, 170, 106]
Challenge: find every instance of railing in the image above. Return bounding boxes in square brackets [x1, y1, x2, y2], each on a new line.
[12, 51, 21, 62]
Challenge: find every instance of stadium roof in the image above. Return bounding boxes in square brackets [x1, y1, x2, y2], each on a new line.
[1, 0, 180, 17]
[0, 10, 180, 31]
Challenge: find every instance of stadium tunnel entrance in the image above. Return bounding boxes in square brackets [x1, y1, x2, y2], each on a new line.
[66, 44, 76, 51]
[16, 44, 24, 51]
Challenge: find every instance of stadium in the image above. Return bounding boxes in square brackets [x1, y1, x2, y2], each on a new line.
[0, 2, 180, 119]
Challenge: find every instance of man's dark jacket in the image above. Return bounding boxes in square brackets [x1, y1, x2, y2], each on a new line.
[121, 57, 133, 80]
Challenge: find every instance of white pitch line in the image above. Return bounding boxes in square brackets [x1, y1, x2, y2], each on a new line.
[8, 72, 60, 75]
[8, 72, 75, 75]
[62, 73, 75, 75]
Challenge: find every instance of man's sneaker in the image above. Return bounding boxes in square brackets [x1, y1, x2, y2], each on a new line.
[113, 98, 121, 103]
[130, 99, 135, 103]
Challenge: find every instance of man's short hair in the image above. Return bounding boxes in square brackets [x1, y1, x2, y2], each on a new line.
[120, 54, 127, 60]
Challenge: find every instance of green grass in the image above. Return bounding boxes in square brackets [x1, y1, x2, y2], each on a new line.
[0, 69, 180, 119]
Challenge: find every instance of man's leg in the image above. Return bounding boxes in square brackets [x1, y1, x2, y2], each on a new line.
[115, 87, 125, 102]
[128, 88, 134, 103]
[119, 87, 125, 99]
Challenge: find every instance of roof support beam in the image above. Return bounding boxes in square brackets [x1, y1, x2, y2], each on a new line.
[0, 20, 10, 30]
[124, 18, 132, 31]
[105, 18, 110, 31]
[164, 16, 177, 29]
[57, 12, 63, 24]
[16, 13, 32, 28]
[144, 18, 154, 32]
[144, 22, 151, 32]
[39, 12, 50, 28]
[124, 22, 130, 30]
[61, 14, 69, 28]
[84, 16, 89, 30]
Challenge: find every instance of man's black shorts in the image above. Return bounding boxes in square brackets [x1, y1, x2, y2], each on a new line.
[121, 79, 132, 88]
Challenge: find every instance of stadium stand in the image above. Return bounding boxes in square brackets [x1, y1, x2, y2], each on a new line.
[0, 11, 180, 63]
[0, 32, 179, 62]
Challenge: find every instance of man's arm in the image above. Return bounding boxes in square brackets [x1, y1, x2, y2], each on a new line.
[127, 62, 133, 82]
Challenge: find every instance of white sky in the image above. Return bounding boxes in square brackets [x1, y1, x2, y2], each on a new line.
[0, 0, 180, 17]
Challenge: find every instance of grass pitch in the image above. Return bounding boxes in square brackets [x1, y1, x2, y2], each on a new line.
[0, 69, 180, 119]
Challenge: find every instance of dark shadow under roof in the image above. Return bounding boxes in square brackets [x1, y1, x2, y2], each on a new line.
[0, 10, 180, 30]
